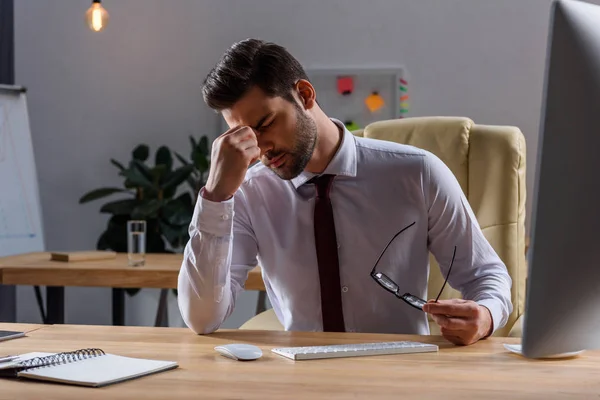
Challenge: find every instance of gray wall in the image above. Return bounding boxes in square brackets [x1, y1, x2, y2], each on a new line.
[13, 0, 595, 327]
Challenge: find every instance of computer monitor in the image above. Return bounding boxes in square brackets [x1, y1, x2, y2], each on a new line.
[522, 0, 600, 359]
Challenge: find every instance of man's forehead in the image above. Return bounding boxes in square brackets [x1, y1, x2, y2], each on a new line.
[222, 105, 271, 128]
[222, 87, 281, 128]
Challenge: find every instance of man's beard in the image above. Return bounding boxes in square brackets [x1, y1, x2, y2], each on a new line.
[268, 108, 317, 180]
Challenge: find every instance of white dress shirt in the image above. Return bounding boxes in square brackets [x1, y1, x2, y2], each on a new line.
[177, 119, 513, 335]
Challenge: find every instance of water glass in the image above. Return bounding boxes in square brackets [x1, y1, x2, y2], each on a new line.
[127, 220, 146, 266]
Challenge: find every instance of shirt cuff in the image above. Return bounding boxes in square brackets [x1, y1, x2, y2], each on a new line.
[476, 298, 503, 337]
[193, 189, 235, 236]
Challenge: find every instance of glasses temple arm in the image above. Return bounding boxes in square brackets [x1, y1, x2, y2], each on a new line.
[370, 221, 416, 274]
[434, 245, 456, 302]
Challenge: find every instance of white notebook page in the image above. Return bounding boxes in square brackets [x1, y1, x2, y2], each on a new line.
[0, 352, 53, 370]
[18, 354, 178, 387]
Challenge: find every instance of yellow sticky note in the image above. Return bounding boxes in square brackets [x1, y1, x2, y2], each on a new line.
[365, 92, 385, 112]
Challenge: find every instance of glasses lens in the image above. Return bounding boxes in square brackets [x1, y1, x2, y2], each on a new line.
[373, 272, 399, 293]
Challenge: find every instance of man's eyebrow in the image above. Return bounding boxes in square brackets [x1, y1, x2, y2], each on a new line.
[252, 113, 273, 130]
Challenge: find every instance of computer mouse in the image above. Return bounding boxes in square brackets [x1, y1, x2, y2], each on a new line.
[214, 343, 263, 361]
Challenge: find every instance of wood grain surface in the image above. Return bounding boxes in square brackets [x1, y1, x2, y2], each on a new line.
[0, 252, 265, 291]
[1, 323, 598, 399]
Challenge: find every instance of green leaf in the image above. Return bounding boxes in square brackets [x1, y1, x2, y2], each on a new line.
[96, 230, 111, 251]
[130, 160, 153, 182]
[119, 165, 155, 191]
[96, 215, 129, 252]
[79, 187, 128, 203]
[155, 146, 173, 171]
[174, 151, 190, 166]
[100, 199, 139, 215]
[146, 222, 166, 252]
[192, 149, 209, 173]
[161, 165, 194, 192]
[124, 179, 137, 189]
[162, 194, 193, 226]
[110, 159, 126, 171]
[163, 186, 177, 200]
[131, 199, 163, 219]
[133, 144, 150, 161]
[151, 165, 169, 185]
[189, 136, 198, 150]
[160, 220, 189, 249]
[187, 176, 199, 193]
[177, 191, 195, 212]
[199, 136, 209, 155]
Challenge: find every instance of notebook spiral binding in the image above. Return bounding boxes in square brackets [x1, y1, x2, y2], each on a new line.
[17, 348, 105, 372]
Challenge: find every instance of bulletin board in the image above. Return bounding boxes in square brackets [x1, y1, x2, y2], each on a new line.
[306, 67, 409, 132]
[216, 67, 409, 134]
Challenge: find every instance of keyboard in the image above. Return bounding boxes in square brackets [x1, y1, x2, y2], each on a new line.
[271, 341, 438, 361]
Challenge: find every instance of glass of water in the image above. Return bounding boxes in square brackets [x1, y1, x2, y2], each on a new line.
[127, 220, 146, 266]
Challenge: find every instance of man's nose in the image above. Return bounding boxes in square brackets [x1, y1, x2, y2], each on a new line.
[257, 138, 273, 158]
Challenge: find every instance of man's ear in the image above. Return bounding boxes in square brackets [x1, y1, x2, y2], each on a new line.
[295, 79, 316, 110]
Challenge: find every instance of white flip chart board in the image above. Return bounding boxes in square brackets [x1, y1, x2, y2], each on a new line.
[0, 85, 44, 257]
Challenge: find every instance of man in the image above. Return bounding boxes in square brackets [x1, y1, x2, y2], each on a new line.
[177, 38, 512, 345]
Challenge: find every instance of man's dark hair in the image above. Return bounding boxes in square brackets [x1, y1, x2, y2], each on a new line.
[202, 38, 309, 111]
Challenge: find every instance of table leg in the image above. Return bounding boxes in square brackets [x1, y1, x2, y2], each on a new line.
[112, 288, 125, 326]
[0, 285, 16, 322]
[255, 291, 267, 315]
[46, 286, 64, 324]
[154, 289, 169, 327]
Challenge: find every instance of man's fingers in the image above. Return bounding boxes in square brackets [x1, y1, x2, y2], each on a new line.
[441, 333, 465, 346]
[431, 314, 471, 331]
[430, 314, 445, 326]
[423, 301, 479, 318]
[220, 125, 246, 138]
[218, 126, 256, 147]
[229, 126, 257, 142]
[246, 146, 260, 164]
[238, 137, 259, 151]
[441, 327, 477, 346]
[426, 299, 469, 305]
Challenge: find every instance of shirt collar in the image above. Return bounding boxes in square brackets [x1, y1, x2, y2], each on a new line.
[290, 118, 358, 189]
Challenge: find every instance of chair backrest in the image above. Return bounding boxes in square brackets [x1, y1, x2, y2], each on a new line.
[356, 116, 527, 336]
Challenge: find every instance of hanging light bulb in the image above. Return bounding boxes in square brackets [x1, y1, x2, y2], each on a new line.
[85, 0, 109, 32]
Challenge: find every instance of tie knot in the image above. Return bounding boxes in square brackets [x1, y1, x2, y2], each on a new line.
[310, 174, 336, 199]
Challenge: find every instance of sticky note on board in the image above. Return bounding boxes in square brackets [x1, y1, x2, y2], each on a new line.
[365, 92, 385, 112]
[344, 121, 361, 131]
[337, 76, 354, 95]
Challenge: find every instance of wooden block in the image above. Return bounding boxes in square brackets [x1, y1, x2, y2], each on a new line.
[50, 251, 117, 262]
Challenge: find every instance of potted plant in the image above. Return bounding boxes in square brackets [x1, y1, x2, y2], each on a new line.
[78, 136, 211, 325]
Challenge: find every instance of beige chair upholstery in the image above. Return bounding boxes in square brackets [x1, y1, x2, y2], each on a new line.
[241, 116, 527, 337]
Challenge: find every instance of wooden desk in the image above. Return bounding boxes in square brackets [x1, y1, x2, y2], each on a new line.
[2, 323, 600, 399]
[0, 252, 265, 325]
[0, 323, 46, 335]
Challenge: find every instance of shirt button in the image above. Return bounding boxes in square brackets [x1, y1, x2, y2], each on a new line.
[221, 214, 229, 220]
[342, 286, 349, 293]
[337, 244, 341, 249]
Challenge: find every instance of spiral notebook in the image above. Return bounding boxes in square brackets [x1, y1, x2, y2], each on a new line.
[0, 349, 178, 387]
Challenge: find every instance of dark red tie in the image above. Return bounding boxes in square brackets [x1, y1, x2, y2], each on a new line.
[311, 174, 345, 332]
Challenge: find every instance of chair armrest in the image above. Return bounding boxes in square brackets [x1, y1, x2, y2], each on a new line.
[508, 314, 524, 337]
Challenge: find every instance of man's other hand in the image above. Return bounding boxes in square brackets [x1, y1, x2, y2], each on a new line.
[422, 299, 493, 346]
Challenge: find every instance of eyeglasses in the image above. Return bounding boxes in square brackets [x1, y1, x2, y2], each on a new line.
[370, 221, 456, 311]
